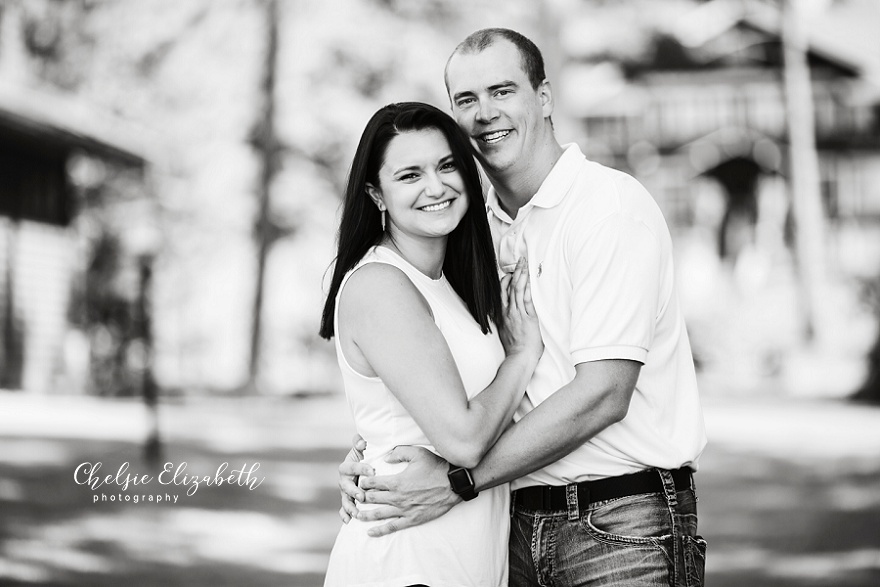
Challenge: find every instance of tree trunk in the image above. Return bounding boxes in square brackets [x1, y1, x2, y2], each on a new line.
[246, 0, 281, 394]
[853, 278, 880, 404]
[1, 221, 25, 389]
[781, 0, 827, 342]
[854, 335, 880, 404]
[138, 256, 162, 464]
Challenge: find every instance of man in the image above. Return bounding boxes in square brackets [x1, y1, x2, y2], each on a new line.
[339, 28, 707, 586]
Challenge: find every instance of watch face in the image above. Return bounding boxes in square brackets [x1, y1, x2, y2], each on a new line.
[449, 466, 474, 491]
[448, 466, 478, 501]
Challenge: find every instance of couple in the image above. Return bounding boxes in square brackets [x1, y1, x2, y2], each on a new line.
[319, 28, 707, 587]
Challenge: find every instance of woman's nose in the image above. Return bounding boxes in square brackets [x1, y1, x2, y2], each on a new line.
[424, 173, 444, 197]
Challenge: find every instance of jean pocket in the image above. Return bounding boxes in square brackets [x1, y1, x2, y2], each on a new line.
[581, 493, 670, 546]
[681, 534, 707, 587]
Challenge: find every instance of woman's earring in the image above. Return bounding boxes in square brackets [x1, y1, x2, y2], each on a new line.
[381, 209, 386, 231]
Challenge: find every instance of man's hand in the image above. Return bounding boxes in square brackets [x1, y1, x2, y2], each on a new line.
[338, 435, 372, 523]
[357, 446, 461, 537]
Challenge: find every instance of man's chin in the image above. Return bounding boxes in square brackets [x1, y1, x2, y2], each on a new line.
[479, 153, 513, 175]
[471, 141, 502, 160]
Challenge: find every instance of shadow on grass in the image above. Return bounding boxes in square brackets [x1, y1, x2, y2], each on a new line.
[699, 445, 880, 587]
[0, 433, 342, 586]
[3, 395, 880, 586]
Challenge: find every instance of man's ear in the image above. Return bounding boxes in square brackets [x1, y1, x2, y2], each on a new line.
[366, 183, 384, 210]
[538, 79, 554, 119]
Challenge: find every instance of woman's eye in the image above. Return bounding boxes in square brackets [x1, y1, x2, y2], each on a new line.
[440, 162, 457, 172]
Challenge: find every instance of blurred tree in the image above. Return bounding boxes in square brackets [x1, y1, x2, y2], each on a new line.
[136, 252, 162, 462]
[66, 227, 140, 396]
[0, 221, 25, 389]
[246, 0, 286, 394]
[781, 0, 829, 342]
[854, 277, 880, 404]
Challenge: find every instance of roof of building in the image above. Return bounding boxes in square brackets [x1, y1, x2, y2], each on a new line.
[560, 0, 880, 117]
[0, 84, 149, 167]
[674, 0, 870, 78]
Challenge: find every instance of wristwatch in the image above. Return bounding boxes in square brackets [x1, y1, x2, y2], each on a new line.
[447, 464, 479, 501]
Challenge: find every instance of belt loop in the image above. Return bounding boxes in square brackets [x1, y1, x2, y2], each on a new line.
[658, 468, 681, 586]
[565, 483, 579, 521]
[657, 468, 678, 507]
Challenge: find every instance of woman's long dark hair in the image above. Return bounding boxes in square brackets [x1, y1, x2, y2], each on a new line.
[319, 102, 502, 339]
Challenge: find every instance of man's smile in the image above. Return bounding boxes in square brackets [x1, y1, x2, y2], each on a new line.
[479, 130, 512, 145]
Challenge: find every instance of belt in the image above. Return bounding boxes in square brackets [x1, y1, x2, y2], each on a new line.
[514, 467, 693, 511]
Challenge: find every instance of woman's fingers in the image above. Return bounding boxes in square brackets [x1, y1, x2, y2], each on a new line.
[523, 272, 535, 317]
[514, 258, 529, 313]
[500, 273, 512, 310]
[508, 258, 524, 313]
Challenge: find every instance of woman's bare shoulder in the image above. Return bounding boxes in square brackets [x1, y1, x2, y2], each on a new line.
[339, 262, 432, 322]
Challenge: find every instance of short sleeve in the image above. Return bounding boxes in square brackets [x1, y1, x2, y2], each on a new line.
[568, 211, 661, 365]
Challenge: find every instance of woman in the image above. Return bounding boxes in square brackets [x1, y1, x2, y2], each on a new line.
[319, 102, 542, 586]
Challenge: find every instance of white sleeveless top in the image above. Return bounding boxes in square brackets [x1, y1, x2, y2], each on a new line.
[323, 245, 510, 587]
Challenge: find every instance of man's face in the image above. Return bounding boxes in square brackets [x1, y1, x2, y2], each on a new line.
[446, 40, 551, 177]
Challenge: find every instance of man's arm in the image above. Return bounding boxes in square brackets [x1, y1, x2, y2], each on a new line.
[356, 358, 639, 536]
[472, 358, 639, 491]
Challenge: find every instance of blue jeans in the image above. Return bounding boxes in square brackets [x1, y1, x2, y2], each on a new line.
[509, 469, 706, 587]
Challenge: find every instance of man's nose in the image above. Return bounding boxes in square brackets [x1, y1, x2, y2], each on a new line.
[476, 99, 498, 123]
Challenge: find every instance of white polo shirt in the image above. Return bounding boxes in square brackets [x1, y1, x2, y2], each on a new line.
[487, 144, 707, 490]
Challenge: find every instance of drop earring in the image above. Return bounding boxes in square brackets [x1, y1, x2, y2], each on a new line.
[381, 209, 386, 231]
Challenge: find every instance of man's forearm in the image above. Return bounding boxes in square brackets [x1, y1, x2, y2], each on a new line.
[471, 372, 631, 492]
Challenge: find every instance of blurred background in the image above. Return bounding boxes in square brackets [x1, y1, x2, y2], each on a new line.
[0, 0, 879, 585]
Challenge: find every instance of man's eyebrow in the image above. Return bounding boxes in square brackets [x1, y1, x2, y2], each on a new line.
[452, 80, 519, 103]
[488, 80, 518, 91]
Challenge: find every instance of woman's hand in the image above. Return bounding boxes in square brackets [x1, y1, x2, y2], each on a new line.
[499, 257, 543, 363]
[338, 435, 370, 523]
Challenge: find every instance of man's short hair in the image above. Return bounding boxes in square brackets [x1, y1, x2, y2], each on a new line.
[446, 28, 547, 91]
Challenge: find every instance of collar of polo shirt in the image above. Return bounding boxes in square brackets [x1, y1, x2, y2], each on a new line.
[486, 143, 584, 222]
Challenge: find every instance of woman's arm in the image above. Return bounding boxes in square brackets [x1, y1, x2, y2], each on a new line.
[339, 259, 541, 469]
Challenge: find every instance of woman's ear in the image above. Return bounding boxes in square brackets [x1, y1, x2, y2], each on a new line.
[365, 183, 384, 210]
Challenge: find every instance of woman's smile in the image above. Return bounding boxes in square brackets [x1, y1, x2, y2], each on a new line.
[419, 200, 454, 212]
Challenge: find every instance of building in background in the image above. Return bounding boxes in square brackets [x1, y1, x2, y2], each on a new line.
[566, 0, 880, 267]
[0, 3, 152, 394]
[0, 87, 150, 394]
[559, 0, 880, 394]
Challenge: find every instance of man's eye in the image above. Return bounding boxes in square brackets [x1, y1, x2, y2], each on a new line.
[457, 98, 475, 107]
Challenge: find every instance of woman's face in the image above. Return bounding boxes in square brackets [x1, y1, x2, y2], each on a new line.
[369, 128, 469, 241]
